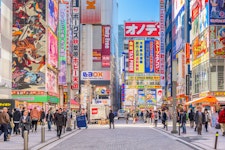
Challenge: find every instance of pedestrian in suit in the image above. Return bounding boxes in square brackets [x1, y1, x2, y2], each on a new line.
[109, 110, 115, 129]
[195, 107, 205, 135]
[19, 110, 31, 138]
[55, 108, 65, 138]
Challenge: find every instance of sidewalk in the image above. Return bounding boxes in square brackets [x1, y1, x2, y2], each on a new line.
[154, 120, 225, 150]
[0, 124, 77, 150]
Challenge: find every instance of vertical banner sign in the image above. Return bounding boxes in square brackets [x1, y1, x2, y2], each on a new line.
[71, 0, 80, 90]
[122, 83, 125, 102]
[134, 40, 139, 73]
[101, 25, 111, 68]
[145, 40, 150, 73]
[58, 4, 67, 85]
[149, 40, 154, 73]
[139, 40, 145, 73]
[66, 4, 71, 65]
[160, 0, 165, 86]
[185, 43, 190, 64]
[128, 40, 134, 73]
[155, 40, 160, 74]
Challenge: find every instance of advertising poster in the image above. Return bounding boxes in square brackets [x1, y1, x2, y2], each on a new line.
[48, 0, 59, 33]
[134, 40, 144, 73]
[102, 26, 110, 68]
[81, 71, 110, 81]
[192, 16, 199, 42]
[47, 69, 58, 96]
[139, 40, 145, 73]
[209, 0, 225, 25]
[124, 22, 160, 37]
[156, 89, 163, 103]
[173, 0, 185, 19]
[81, 0, 101, 24]
[172, 6, 185, 59]
[145, 40, 150, 73]
[154, 40, 160, 74]
[124, 88, 136, 106]
[149, 40, 155, 73]
[128, 40, 134, 73]
[199, 5, 209, 33]
[12, 0, 46, 92]
[48, 29, 58, 68]
[192, 28, 209, 60]
[58, 4, 67, 85]
[93, 49, 102, 62]
[209, 26, 225, 58]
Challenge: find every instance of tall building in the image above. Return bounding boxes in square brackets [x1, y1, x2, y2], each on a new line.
[0, 0, 12, 102]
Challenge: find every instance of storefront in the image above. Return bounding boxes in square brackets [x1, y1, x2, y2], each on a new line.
[0, 99, 15, 110]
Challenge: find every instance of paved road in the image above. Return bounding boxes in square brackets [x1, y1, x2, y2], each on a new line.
[42, 120, 196, 150]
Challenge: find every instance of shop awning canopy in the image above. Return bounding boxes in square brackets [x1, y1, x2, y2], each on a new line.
[185, 96, 218, 105]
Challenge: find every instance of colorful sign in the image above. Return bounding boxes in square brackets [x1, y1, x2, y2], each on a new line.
[192, 52, 209, 68]
[12, 0, 46, 92]
[48, 29, 58, 68]
[134, 40, 145, 73]
[160, 0, 165, 87]
[47, 69, 58, 97]
[71, 3, 80, 90]
[185, 43, 190, 64]
[145, 40, 150, 73]
[81, 0, 101, 24]
[191, 0, 200, 22]
[81, 71, 110, 80]
[149, 40, 155, 73]
[199, 5, 209, 33]
[173, 0, 185, 19]
[121, 83, 125, 102]
[93, 49, 101, 62]
[58, 4, 67, 85]
[124, 22, 160, 37]
[102, 25, 110, 68]
[128, 76, 160, 80]
[48, 0, 59, 33]
[209, 0, 225, 25]
[128, 40, 134, 73]
[154, 40, 160, 74]
[192, 15, 199, 42]
[156, 89, 163, 102]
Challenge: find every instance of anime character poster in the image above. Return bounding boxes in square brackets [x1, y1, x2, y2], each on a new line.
[46, 69, 58, 96]
[209, 0, 225, 25]
[48, 29, 58, 68]
[12, 0, 46, 91]
[210, 26, 225, 57]
[48, 0, 58, 33]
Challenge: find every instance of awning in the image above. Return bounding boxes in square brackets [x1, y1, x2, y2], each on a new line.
[185, 96, 218, 105]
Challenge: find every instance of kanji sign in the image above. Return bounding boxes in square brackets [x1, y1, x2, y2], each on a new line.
[124, 22, 160, 37]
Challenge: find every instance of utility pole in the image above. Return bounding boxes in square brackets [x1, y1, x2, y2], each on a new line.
[66, 64, 72, 131]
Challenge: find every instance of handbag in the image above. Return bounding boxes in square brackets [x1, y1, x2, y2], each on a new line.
[215, 123, 221, 129]
[10, 121, 15, 129]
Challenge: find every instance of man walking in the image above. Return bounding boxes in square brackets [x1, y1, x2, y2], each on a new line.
[218, 106, 225, 136]
[13, 108, 21, 135]
[188, 109, 195, 128]
[109, 110, 115, 129]
[179, 109, 187, 134]
[195, 107, 205, 135]
[55, 108, 65, 138]
[19, 110, 31, 138]
[0, 107, 10, 141]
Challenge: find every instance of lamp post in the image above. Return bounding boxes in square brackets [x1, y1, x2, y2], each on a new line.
[66, 64, 72, 131]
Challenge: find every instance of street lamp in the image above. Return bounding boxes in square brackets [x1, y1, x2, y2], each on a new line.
[66, 64, 72, 131]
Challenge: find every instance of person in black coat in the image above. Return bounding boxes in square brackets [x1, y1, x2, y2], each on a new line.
[13, 108, 21, 134]
[179, 109, 187, 134]
[109, 110, 115, 129]
[46, 110, 53, 131]
[195, 107, 205, 135]
[19, 110, 31, 138]
[188, 109, 195, 128]
[55, 108, 65, 138]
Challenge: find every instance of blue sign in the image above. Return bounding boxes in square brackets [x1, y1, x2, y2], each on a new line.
[145, 40, 150, 73]
[149, 40, 155, 73]
[209, 1, 225, 25]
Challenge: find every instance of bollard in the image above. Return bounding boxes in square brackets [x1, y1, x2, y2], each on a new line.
[178, 123, 180, 136]
[41, 126, 45, 143]
[74, 120, 76, 129]
[214, 131, 219, 149]
[24, 131, 28, 150]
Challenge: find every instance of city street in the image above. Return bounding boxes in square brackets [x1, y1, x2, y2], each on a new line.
[40, 119, 198, 150]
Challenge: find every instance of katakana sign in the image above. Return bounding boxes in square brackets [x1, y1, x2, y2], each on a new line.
[124, 22, 160, 37]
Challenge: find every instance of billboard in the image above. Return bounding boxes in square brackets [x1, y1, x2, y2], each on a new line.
[46, 69, 58, 97]
[150, 40, 155, 73]
[209, 0, 225, 25]
[93, 49, 101, 62]
[124, 22, 160, 37]
[58, 4, 67, 85]
[48, 29, 58, 68]
[81, 71, 110, 80]
[173, 0, 185, 19]
[12, 0, 46, 91]
[71, 2, 80, 90]
[209, 26, 225, 58]
[199, 5, 209, 33]
[154, 40, 160, 74]
[192, 16, 199, 41]
[102, 25, 110, 68]
[128, 40, 134, 73]
[172, 6, 185, 59]
[81, 0, 101, 24]
[48, 0, 59, 33]
[134, 40, 145, 73]
[145, 40, 150, 73]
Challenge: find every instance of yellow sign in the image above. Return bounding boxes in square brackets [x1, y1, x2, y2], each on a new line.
[134, 40, 145, 73]
[128, 85, 161, 89]
[192, 52, 209, 68]
[128, 76, 160, 80]
[214, 92, 225, 96]
[199, 92, 210, 97]
[0, 103, 11, 107]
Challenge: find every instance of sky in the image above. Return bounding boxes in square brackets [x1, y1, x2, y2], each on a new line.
[117, 0, 160, 24]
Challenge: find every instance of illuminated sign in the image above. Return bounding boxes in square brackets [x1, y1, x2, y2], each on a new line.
[128, 40, 134, 73]
[81, 71, 110, 80]
[155, 40, 160, 73]
[128, 76, 160, 80]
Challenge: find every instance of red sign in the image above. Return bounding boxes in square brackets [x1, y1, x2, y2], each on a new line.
[124, 22, 160, 37]
[155, 40, 160, 73]
[185, 43, 190, 64]
[192, 2, 199, 22]
[128, 40, 134, 73]
[102, 26, 110, 68]
[71, 57, 79, 89]
[92, 108, 98, 114]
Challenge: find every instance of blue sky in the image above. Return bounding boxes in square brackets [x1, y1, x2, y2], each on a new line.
[117, 0, 160, 24]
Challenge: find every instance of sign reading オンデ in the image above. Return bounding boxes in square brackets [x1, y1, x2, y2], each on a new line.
[124, 22, 160, 37]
